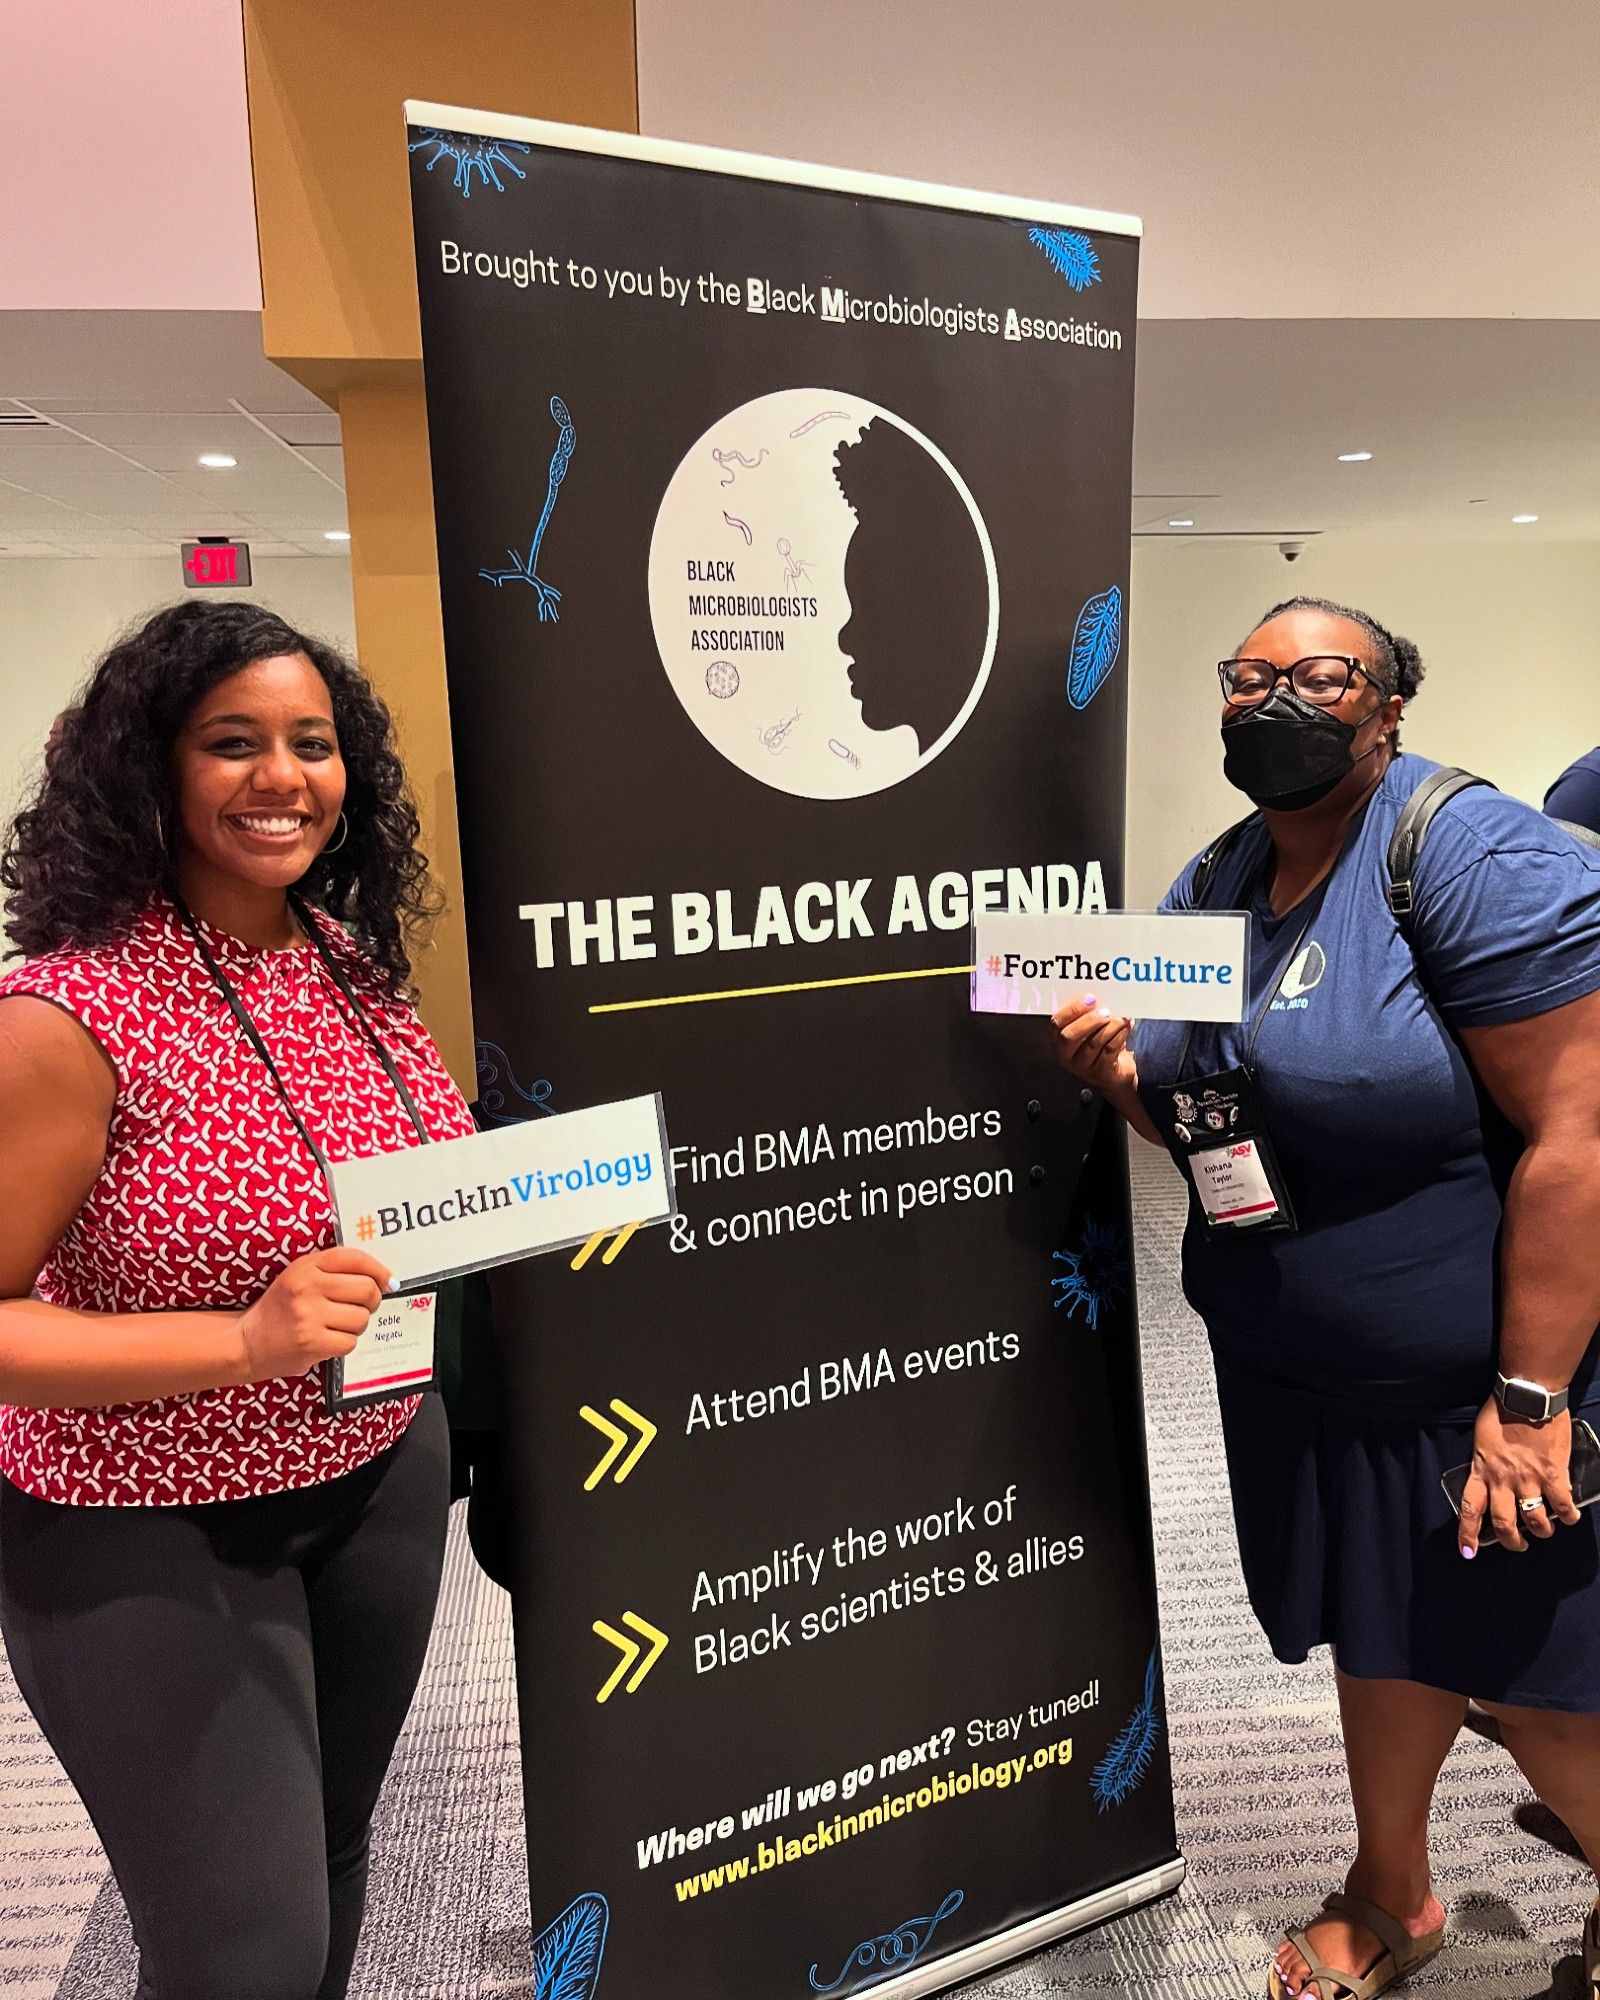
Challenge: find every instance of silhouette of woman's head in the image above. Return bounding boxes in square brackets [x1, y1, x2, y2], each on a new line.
[832, 420, 988, 753]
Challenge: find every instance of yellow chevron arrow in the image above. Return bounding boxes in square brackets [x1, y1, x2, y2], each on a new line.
[593, 1611, 669, 1703]
[571, 1219, 643, 1271]
[579, 1399, 657, 1490]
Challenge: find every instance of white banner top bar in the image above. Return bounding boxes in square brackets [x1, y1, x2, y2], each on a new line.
[403, 101, 1143, 241]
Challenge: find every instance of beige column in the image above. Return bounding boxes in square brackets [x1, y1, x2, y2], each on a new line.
[242, 0, 638, 1086]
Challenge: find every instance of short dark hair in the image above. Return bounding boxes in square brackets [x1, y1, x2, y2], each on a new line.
[1248, 595, 1426, 703]
[2, 600, 440, 994]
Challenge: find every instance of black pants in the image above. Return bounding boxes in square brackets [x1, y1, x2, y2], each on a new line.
[0, 1393, 450, 2000]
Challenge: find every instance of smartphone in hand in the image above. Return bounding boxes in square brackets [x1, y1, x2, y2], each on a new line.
[1441, 1418, 1600, 1524]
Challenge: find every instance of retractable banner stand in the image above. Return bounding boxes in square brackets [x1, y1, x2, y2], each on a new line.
[406, 104, 1177, 2000]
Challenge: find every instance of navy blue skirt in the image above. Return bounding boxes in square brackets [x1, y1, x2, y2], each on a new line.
[1215, 1360, 1600, 1712]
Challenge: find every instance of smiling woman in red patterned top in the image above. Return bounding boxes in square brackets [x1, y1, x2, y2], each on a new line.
[0, 600, 478, 2000]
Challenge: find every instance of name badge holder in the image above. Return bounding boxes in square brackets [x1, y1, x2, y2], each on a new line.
[1152, 890, 1327, 1239]
[176, 897, 441, 1412]
[1155, 1065, 1297, 1236]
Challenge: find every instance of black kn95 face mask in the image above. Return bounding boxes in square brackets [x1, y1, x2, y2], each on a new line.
[1221, 688, 1378, 811]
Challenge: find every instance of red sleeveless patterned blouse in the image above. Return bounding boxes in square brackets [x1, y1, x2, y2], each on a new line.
[0, 896, 476, 1506]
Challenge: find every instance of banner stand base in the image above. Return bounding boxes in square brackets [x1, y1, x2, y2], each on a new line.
[864, 1856, 1188, 2000]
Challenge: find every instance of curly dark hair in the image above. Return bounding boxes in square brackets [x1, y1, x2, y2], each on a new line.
[2, 600, 440, 993]
[1244, 595, 1426, 749]
[1249, 595, 1427, 702]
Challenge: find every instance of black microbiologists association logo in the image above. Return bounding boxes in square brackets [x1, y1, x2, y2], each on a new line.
[648, 389, 998, 799]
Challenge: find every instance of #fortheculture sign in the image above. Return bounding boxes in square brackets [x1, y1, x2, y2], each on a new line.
[972, 912, 1250, 1023]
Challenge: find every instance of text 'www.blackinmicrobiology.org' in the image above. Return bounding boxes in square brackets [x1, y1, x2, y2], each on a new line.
[668, 1741, 1074, 1902]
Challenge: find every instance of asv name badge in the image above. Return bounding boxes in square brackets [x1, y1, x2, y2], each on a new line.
[1189, 1141, 1281, 1230]
[325, 1289, 438, 1411]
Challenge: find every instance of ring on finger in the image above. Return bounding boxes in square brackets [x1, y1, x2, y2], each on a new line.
[1518, 1495, 1547, 1516]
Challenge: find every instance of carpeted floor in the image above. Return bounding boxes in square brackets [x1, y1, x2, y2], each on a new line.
[6, 1147, 1594, 1996]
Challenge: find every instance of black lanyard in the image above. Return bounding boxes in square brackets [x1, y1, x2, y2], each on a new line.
[173, 896, 432, 1179]
[1172, 870, 1332, 1082]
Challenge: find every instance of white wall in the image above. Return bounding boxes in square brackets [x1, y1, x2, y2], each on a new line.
[638, 0, 1600, 321]
[0, 557, 356, 838]
[1, 0, 260, 311]
[1126, 539, 1600, 905]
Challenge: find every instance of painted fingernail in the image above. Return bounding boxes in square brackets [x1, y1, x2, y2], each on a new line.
[1462, 1544, 1476, 1560]
[1083, 994, 1096, 1006]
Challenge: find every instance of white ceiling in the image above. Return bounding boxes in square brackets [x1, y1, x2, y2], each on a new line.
[1135, 319, 1600, 547]
[0, 405, 346, 560]
[2, 77, 1597, 566]
[5, 312, 1594, 561]
[0, 312, 346, 561]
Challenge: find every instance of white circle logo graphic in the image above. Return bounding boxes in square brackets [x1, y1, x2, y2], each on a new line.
[1281, 941, 1327, 1000]
[648, 389, 998, 800]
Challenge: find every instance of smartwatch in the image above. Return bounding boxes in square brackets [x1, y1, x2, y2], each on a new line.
[1495, 1373, 1571, 1425]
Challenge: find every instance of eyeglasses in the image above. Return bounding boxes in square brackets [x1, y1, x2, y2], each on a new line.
[1217, 654, 1381, 708]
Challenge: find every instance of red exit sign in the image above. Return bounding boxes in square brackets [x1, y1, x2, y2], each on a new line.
[181, 539, 252, 587]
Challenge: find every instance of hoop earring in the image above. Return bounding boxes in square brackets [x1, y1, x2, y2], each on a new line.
[323, 812, 349, 854]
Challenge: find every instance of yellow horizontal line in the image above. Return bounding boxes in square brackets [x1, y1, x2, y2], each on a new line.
[589, 964, 977, 1014]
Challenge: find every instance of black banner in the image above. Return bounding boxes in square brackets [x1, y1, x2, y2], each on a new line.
[407, 109, 1176, 2000]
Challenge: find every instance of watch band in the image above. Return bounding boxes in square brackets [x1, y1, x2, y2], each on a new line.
[1495, 1373, 1571, 1424]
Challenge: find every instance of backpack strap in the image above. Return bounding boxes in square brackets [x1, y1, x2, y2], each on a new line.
[1386, 767, 1494, 933]
[1192, 768, 1496, 932]
[1190, 811, 1260, 908]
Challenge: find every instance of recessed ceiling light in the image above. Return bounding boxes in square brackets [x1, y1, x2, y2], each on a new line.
[1512, 513, 1539, 524]
[1338, 451, 1373, 463]
[324, 529, 351, 541]
[198, 452, 236, 469]
[1168, 517, 1194, 528]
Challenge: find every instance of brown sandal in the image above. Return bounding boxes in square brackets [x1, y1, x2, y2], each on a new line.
[1266, 1891, 1445, 2000]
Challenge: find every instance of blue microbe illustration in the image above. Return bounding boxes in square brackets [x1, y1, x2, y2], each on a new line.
[1093, 1650, 1164, 1811]
[409, 127, 531, 198]
[1068, 584, 1123, 709]
[482, 395, 576, 617]
[1027, 225, 1102, 291]
[474, 1040, 554, 1123]
[1051, 1217, 1129, 1329]
[810, 1889, 965, 1995]
[532, 1891, 609, 2000]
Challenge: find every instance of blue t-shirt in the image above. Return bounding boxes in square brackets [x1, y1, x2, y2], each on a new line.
[1133, 753, 1600, 1419]
[1546, 748, 1600, 838]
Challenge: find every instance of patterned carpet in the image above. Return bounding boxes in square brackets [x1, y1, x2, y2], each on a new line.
[5, 1147, 1595, 1996]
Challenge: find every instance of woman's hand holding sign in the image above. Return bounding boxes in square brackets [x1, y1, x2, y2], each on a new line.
[235, 1247, 393, 1386]
[1052, 994, 1134, 1089]
[1051, 996, 1162, 1146]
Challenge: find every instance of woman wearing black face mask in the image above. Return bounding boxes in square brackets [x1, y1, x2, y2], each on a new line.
[1054, 598, 1600, 2000]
